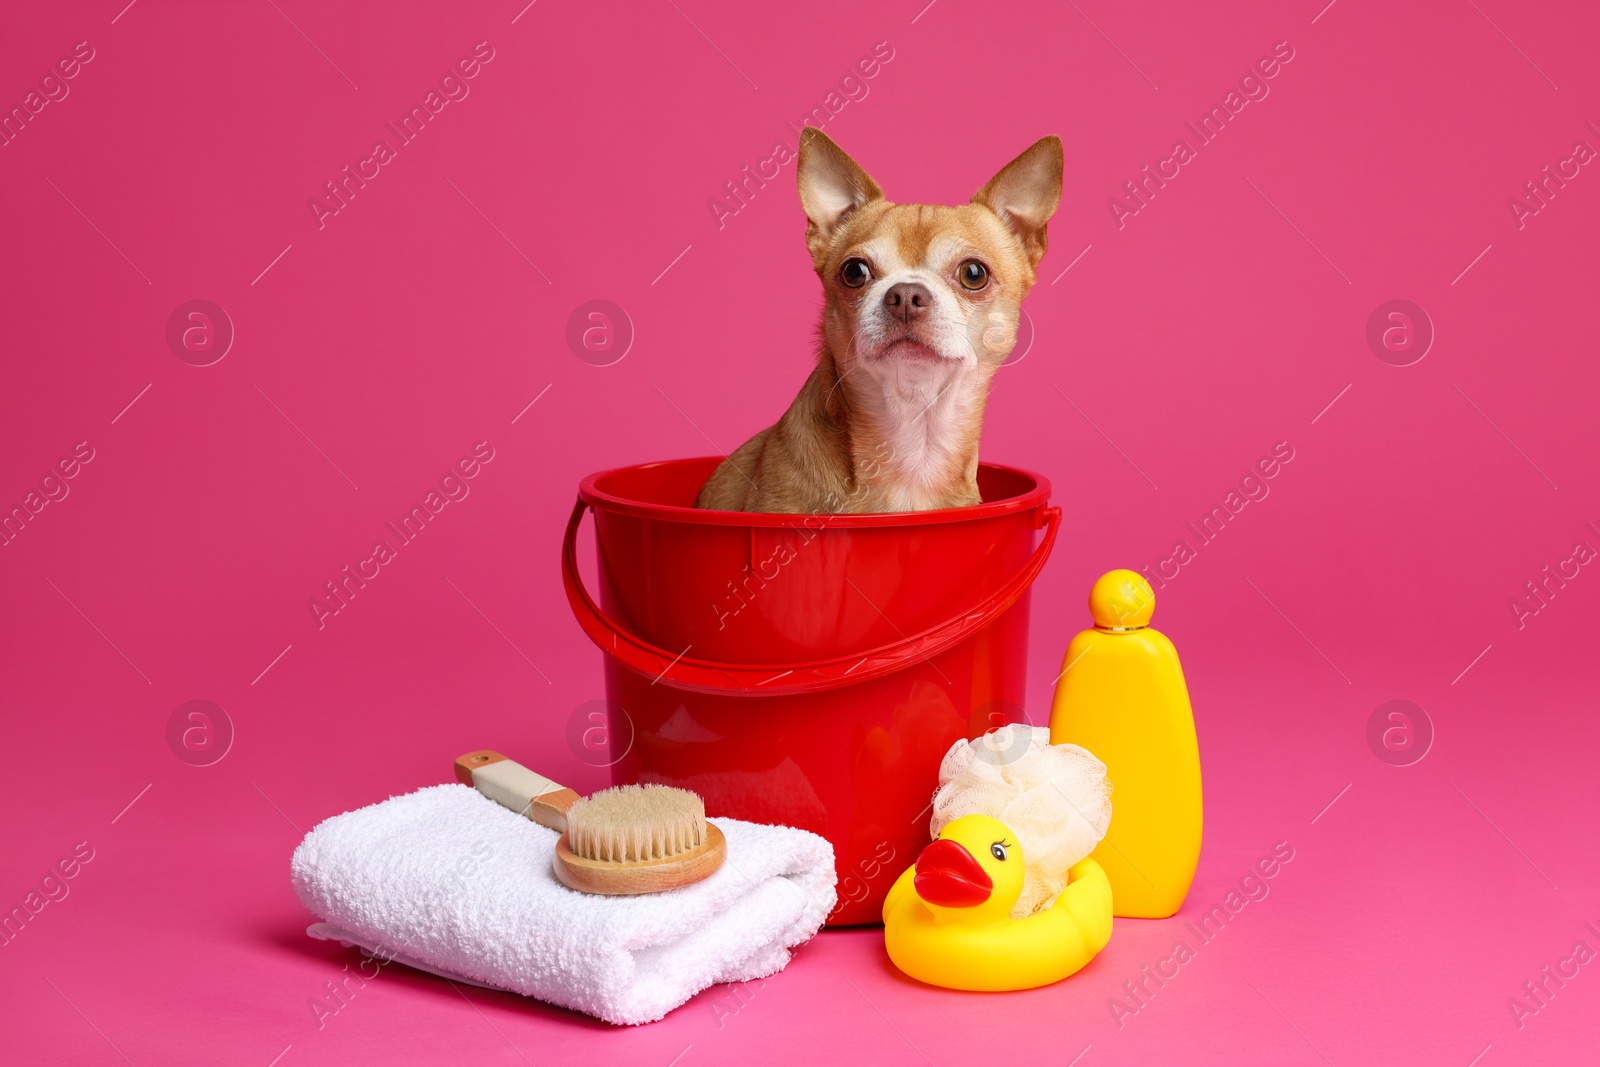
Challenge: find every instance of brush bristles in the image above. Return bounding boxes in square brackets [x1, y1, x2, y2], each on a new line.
[566, 784, 707, 863]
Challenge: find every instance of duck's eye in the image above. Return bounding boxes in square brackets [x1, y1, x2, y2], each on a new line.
[958, 260, 989, 291]
[990, 842, 1008, 861]
[840, 258, 872, 288]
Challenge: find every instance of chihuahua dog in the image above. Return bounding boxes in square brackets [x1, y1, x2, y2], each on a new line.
[695, 128, 1062, 513]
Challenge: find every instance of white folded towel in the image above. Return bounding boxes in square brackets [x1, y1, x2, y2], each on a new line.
[291, 783, 836, 1026]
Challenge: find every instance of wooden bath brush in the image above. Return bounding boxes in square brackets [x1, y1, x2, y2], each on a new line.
[453, 750, 726, 895]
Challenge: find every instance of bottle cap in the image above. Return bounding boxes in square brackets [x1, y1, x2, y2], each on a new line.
[1089, 569, 1155, 631]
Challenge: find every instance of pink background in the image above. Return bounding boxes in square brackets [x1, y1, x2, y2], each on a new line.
[3, 0, 1597, 1063]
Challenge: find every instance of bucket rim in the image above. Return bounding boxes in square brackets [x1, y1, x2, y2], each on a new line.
[578, 456, 1052, 527]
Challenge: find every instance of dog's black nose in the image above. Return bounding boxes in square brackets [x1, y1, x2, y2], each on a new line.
[883, 282, 932, 324]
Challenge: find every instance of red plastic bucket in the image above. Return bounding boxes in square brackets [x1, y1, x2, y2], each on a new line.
[562, 457, 1059, 925]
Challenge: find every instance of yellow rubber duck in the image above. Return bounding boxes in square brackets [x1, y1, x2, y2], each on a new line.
[882, 814, 1113, 991]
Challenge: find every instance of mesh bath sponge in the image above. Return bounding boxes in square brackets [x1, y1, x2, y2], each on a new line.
[930, 724, 1112, 918]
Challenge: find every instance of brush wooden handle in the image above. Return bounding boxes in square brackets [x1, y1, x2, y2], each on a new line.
[454, 750, 580, 833]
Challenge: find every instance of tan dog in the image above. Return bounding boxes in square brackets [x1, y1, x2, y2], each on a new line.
[696, 128, 1062, 514]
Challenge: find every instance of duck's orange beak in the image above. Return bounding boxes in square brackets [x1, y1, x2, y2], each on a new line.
[913, 839, 993, 907]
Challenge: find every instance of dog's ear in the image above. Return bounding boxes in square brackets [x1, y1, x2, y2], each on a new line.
[972, 136, 1063, 269]
[797, 128, 884, 267]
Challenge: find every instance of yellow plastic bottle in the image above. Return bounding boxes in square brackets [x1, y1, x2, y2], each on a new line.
[1049, 570, 1201, 918]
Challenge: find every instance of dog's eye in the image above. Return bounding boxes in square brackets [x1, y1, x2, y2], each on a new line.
[839, 258, 872, 288]
[958, 260, 989, 291]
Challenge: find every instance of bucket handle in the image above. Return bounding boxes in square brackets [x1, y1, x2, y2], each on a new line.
[562, 498, 1061, 697]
